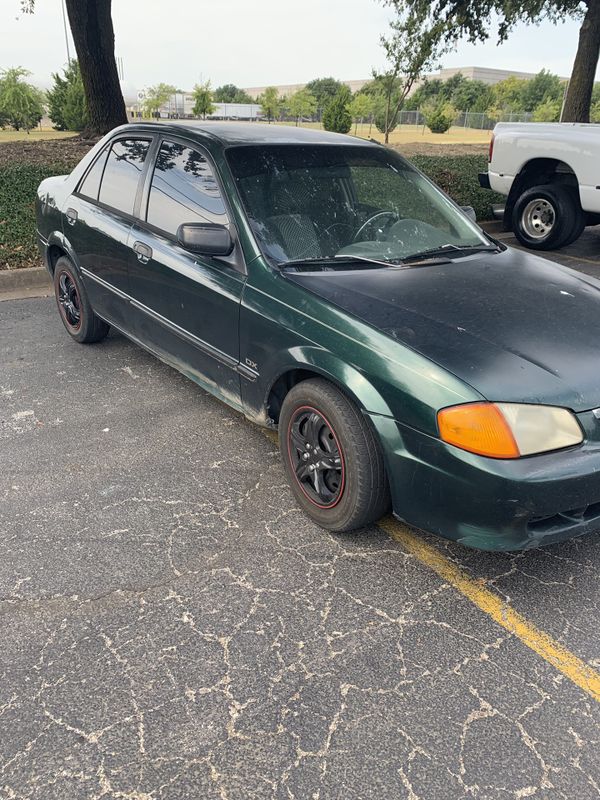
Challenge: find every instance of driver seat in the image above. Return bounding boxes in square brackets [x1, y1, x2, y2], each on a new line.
[265, 181, 321, 260]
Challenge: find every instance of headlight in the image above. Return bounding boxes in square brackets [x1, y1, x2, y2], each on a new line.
[437, 402, 583, 459]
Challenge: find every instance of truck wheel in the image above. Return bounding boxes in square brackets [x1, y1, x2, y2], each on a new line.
[512, 185, 582, 251]
[53, 257, 110, 344]
[279, 378, 390, 532]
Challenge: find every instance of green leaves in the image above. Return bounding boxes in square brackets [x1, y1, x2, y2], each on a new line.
[287, 89, 317, 125]
[322, 87, 352, 134]
[258, 87, 280, 122]
[192, 81, 215, 119]
[47, 60, 88, 132]
[0, 160, 77, 270]
[0, 67, 44, 132]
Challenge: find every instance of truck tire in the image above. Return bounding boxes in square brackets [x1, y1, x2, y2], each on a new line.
[512, 184, 583, 251]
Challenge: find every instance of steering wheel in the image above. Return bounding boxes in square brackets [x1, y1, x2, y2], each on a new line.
[352, 211, 399, 244]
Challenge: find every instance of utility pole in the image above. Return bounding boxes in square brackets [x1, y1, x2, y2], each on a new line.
[61, 0, 71, 63]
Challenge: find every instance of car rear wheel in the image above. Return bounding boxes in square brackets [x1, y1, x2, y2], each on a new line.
[53, 257, 110, 344]
[512, 184, 584, 250]
[279, 378, 390, 532]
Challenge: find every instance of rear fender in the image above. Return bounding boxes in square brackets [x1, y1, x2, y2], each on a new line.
[45, 231, 82, 276]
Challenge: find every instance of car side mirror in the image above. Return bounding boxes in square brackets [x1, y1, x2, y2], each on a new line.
[460, 206, 477, 223]
[177, 223, 234, 256]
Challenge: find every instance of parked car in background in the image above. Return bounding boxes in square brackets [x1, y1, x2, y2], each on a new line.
[479, 122, 600, 250]
[36, 122, 600, 551]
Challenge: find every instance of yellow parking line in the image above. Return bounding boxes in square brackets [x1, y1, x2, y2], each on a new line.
[379, 517, 600, 703]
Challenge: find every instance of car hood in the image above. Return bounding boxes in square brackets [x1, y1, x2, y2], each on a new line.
[284, 248, 600, 412]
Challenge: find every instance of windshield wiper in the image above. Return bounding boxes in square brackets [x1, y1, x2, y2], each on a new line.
[403, 243, 501, 262]
[279, 255, 392, 270]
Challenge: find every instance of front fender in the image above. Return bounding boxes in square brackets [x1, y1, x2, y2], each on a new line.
[246, 345, 392, 432]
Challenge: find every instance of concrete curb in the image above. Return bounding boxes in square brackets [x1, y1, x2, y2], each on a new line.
[0, 266, 51, 293]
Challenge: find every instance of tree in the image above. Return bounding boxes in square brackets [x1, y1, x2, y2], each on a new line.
[421, 100, 455, 132]
[142, 83, 176, 117]
[214, 84, 252, 103]
[397, 0, 599, 122]
[0, 67, 44, 131]
[521, 69, 563, 112]
[532, 97, 562, 121]
[322, 86, 352, 133]
[450, 78, 493, 113]
[258, 86, 280, 123]
[492, 75, 528, 113]
[192, 81, 215, 119]
[349, 93, 374, 134]
[22, 0, 127, 136]
[305, 77, 346, 112]
[288, 88, 317, 125]
[374, 2, 449, 143]
[404, 78, 444, 110]
[47, 59, 87, 131]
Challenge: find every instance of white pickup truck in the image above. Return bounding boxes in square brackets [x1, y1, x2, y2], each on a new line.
[479, 122, 600, 250]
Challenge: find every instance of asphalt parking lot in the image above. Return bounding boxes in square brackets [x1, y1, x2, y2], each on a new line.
[1, 230, 600, 799]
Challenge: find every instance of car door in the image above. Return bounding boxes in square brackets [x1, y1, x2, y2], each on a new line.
[64, 136, 153, 331]
[127, 137, 246, 404]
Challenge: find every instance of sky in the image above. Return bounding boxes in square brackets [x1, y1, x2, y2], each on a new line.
[4, 0, 595, 99]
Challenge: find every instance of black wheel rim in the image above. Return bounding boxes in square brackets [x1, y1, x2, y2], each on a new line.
[57, 271, 82, 331]
[287, 406, 345, 508]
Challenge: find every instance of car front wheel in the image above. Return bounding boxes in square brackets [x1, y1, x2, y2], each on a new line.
[512, 184, 584, 250]
[53, 256, 110, 343]
[279, 378, 390, 532]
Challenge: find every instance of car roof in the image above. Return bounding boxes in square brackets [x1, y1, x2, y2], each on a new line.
[123, 120, 380, 148]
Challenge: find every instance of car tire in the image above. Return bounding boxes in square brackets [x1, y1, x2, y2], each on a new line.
[279, 378, 391, 532]
[512, 184, 580, 251]
[562, 188, 586, 247]
[53, 257, 110, 344]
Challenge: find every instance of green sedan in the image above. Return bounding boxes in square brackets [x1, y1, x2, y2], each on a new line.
[36, 122, 600, 550]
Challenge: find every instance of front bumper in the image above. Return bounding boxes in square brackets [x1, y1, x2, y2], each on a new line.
[369, 412, 600, 551]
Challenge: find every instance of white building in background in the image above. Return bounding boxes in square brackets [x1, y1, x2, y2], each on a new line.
[129, 92, 262, 120]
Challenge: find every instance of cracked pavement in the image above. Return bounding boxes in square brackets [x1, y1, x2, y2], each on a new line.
[1, 297, 599, 799]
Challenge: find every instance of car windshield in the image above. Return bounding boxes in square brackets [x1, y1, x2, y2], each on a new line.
[226, 144, 490, 265]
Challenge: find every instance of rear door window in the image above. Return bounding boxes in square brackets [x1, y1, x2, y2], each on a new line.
[146, 140, 228, 236]
[98, 138, 151, 215]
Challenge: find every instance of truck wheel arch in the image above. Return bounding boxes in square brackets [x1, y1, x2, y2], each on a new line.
[506, 158, 579, 228]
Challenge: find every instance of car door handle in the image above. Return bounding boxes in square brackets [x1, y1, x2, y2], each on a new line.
[66, 208, 78, 226]
[133, 241, 152, 263]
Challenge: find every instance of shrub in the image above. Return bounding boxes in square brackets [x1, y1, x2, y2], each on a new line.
[532, 98, 561, 122]
[591, 100, 600, 123]
[409, 153, 503, 220]
[322, 88, 352, 134]
[47, 60, 88, 132]
[0, 67, 44, 132]
[422, 102, 455, 134]
[0, 160, 77, 269]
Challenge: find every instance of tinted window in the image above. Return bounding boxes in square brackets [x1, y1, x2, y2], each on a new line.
[78, 146, 109, 201]
[146, 141, 227, 235]
[98, 139, 150, 215]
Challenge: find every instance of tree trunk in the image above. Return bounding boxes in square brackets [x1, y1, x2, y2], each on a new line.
[65, 0, 127, 137]
[562, 0, 600, 122]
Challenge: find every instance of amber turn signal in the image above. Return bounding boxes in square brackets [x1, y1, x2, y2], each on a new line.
[438, 402, 520, 459]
